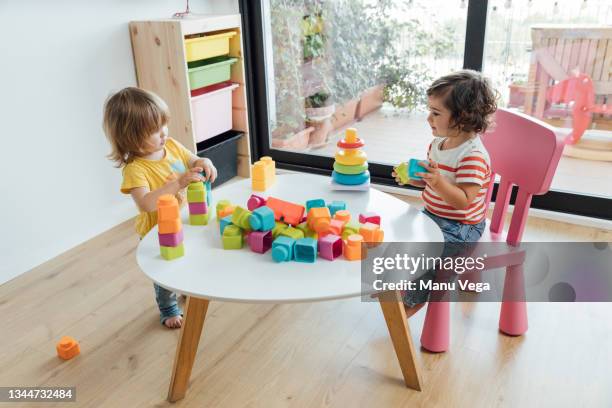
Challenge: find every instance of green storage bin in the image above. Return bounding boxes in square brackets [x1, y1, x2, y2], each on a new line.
[187, 56, 238, 90]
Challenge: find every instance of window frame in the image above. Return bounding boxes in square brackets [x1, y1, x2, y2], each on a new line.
[239, 0, 612, 221]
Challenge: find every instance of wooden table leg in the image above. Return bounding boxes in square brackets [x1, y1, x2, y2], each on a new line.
[168, 296, 210, 402]
[377, 290, 423, 391]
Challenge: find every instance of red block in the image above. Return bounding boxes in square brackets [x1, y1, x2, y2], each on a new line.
[359, 212, 380, 225]
[265, 197, 305, 226]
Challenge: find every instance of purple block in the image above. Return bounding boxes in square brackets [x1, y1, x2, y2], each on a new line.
[247, 194, 267, 211]
[247, 230, 273, 254]
[359, 212, 380, 225]
[189, 201, 208, 215]
[158, 229, 184, 247]
[318, 234, 342, 260]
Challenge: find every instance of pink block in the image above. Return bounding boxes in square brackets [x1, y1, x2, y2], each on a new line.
[247, 230, 272, 254]
[158, 229, 184, 247]
[359, 212, 380, 225]
[318, 234, 342, 260]
[189, 201, 208, 215]
[247, 194, 267, 211]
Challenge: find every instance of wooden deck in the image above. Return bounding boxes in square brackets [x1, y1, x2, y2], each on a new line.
[306, 110, 612, 198]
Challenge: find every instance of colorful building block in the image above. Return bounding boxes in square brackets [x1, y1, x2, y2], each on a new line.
[161, 243, 185, 260]
[294, 238, 318, 263]
[252, 157, 276, 191]
[271, 236, 295, 262]
[158, 230, 184, 247]
[249, 206, 275, 231]
[158, 218, 182, 234]
[341, 222, 360, 240]
[231, 206, 252, 230]
[408, 158, 428, 180]
[247, 230, 273, 254]
[359, 222, 384, 246]
[218, 205, 236, 220]
[394, 161, 410, 184]
[334, 210, 351, 223]
[307, 207, 331, 233]
[56, 336, 80, 360]
[188, 201, 208, 215]
[247, 194, 267, 211]
[266, 197, 305, 225]
[219, 215, 232, 235]
[296, 222, 318, 239]
[327, 201, 346, 216]
[306, 199, 326, 213]
[205, 180, 212, 205]
[343, 234, 365, 261]
[216, 200, 232, 218]
[187, 182, 206, 203]
[157, 194, 180, 222]
[272, 221, 288, 238]
[222, 225, 243, 249]
[318, 234, 342, 260]
[359, 212, 380, 225]
[279, 226, 305, 240]
[327, 219, 345, 236]
[189, 213, 209, 226]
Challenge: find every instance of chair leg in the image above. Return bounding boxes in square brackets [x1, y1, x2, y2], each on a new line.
[420, 301, 450, 352]
[499, 264, 528, 336]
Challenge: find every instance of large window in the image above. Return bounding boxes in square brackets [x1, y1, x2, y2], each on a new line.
[240, 0, 612, 219]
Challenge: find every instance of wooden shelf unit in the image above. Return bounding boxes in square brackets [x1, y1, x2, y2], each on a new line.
[129, 14, 251, 178]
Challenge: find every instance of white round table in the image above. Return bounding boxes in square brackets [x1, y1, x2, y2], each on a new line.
[136, 173, 443, 401]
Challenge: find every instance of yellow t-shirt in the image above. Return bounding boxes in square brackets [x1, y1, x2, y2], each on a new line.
[121, 138, 193, 237]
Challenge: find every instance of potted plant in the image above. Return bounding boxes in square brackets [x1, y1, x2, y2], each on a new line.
[305, 90, 335, 147]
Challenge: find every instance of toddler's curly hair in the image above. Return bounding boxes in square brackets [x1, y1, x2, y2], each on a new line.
[427, 70, 498, 134]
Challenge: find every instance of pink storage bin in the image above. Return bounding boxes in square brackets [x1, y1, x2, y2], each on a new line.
[191, 82, 239, 143]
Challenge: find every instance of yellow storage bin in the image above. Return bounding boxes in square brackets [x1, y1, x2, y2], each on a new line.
[184, 32, 237, 62]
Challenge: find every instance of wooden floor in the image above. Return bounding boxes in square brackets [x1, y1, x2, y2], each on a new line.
[308, 110, 612, 198]
[1, 196, 612, 407]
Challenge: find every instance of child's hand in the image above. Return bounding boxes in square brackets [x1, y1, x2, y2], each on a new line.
[416, 160, 445, 189]
[194, 158, 218, 183]
[177, 167, 205, 188]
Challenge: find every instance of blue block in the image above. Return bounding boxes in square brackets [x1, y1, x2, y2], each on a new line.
[250, 206, 275, 231]
[306, 199, 326, 213]
[327, 200, 346, 216]
[220, 215, 233, 235]
[408, 159, 428, 180]
[294, 238, 318, 263]
[204, 181, 212, 205]
[272, 236, 295, 262]
[331, 170, 370, 185]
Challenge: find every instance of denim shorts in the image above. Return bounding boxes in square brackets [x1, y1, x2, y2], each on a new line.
[402, 210, 486, 307]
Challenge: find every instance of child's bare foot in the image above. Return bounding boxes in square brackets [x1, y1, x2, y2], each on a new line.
[404, 302, 426, 318]
[164, 315, 183, 329]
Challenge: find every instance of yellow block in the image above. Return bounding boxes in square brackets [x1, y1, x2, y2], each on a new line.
[335, 150, 367, 166]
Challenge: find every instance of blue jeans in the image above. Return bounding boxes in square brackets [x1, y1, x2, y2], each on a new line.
[154, 283, 183, 325]
[403, 210, 486, 307]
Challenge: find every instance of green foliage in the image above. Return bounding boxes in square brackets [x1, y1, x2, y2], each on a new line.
[305, 91, 332, 108]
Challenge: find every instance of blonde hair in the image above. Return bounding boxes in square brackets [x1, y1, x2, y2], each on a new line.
[103, 87, 170, 167]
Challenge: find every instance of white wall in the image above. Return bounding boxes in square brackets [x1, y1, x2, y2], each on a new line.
[0, 0, 239, 285]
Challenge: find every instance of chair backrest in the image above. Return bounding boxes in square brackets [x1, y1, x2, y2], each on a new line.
[480, 108, 565, 245]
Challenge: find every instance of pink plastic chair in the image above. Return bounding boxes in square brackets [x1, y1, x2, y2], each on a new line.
[420, 107, 566, 352]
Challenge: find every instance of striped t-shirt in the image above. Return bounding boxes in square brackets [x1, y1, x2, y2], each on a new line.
[422, 136, 491, 224]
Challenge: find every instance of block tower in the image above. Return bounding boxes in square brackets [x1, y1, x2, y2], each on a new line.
[157, 194, 184, 260]
[331, 128, 370, 190]
[187, 182, 209, 225]
[252, 156, 276, 192]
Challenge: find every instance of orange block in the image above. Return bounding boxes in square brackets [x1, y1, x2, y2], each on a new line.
[158, 218, 182, 234]
[218, 205, 236, 219]
[252, 157, 276, 191]
[359, 222, 384, 247]
[334, 210, 351, 223]
[157, 194, 180, 222]
[343, 234, 366, 261]
[266, 197, 305, 225]
[56, 336, 80, 360]
[307, 207, 331, 233]
[328, 219, 345, 236]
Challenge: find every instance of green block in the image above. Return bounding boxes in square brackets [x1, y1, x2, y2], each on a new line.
[216, 200, 232, 218]
[341, 222, 361, 240]
[296, 222, 317, 239]
[160, 243, 184, 260]
[222, 225, 243, 249]
[187, 189, 205, 203]
[231, 206, 252, 230]
[272, 221, 288, 239]
[190, 213, 209, 225]
[280, 226, 304, 240]
[394, 162, 410, 184]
